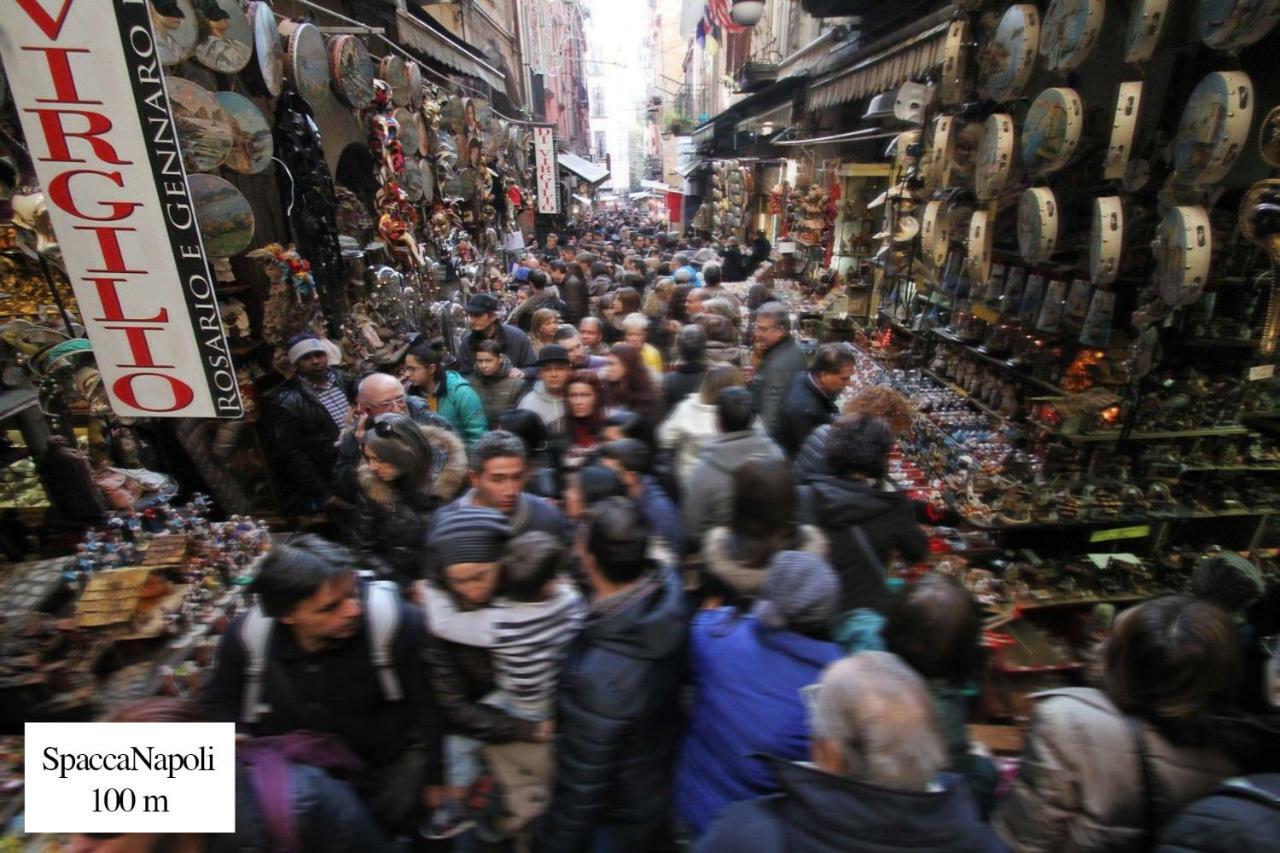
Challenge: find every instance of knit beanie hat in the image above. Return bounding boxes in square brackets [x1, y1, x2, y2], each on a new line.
[429, 507, 511, 568]
[1192, 551, 1264, 612]
[755, 551, 840, 632]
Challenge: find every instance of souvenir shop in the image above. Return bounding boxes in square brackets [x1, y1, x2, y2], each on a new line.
[0, 0, 567, 753]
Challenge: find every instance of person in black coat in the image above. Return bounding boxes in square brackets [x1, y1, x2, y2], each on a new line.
[552, 260, 589, 326]
[265, 337, 356, 516]
[456, 292, 538, 376]
[721, 238, 748, 282]
[662, 324, 709, 413]
[798, 415, 928, 614]
[777, 344, 854, 457]
[536, 498, 688, 852]
[1157, 774, 1280, 852]
[696, 653, 1006, 853]
[747, 231, 772, 274]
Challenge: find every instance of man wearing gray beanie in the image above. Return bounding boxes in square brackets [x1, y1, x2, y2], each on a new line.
[1192, 551, 1265, 614]
[755, 550, 841, 636]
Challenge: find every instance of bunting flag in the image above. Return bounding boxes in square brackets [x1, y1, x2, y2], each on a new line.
[695, 18, 707, 49]
[707, 0, 747, 34]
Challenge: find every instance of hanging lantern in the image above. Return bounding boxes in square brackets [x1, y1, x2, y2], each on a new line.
[731, 0, 766, 27]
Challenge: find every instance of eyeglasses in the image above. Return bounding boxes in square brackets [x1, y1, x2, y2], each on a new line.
[367, 395, 406, 411]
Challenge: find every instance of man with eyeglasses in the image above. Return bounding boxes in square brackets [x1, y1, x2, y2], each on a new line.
[331, 372, 457, 505]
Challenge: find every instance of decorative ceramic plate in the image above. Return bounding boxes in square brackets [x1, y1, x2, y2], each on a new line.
[1199, 0, 1280, 50]
[976, 113, 1015, 201]
[941, 19, 970, 107]
[149, 0, 199, 67]
[394, 108, 420, 156]
[1259, 106, 1280, 167]
[1021, 87, 1083, 175]
[1104, 82, 1143, 181]
[414, 112, 431, 156]
[1155, 206, 1212, 307]
[1090, 196, 1124, 284]
[967, 208, 994, 284]
[406, 62, 423, 108]
[1171, 71, 1254, 188]
[167, 78, 232, 173]
[980, 5, 1041, 103]
[380, 55, 413, 107]
[1125, 0, 1170, 62]
[247, 1, 283, 96]
[1239, 180, 1280, 265]
[280, 20, 329, 105]
[192, 0, 252, 74]
[189, 174, 254, 258]
[399, 156, 425, 202]
[328, 35, 375, 108]
[214, 92, 272, 175]
[1042, 0, 1104, 72]
[924, 115, 956, 192]
[1018, 187, 1059, 263]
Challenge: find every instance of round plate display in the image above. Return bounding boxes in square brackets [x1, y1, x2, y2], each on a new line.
[976, 113, 1015, 201]
[328, 35, 375, 108]
[1172, 71, 1254, 188]
[1239, 180, 1280, 265]
[394, 108, 420, 155]
[924, 115, 955, 192]
[1018, 187, 1059, 263]
[1042, 0, 1104, 72]
[1260, 106, 1280, 167]
[400, 157, 426, 202]
[921, 200, 949, 269]
[980, 4, 1041, 103]
[967, 209, 994, 284]
[1105, 82, 1143, 181]
[192, 0, 252, 74]
[1125, 0, 1170, 62]
[1021, 87, 1084, 175]
[941, 19, 970, 106]
[381, 55, 413, 107]
[1200, 0, 1280, 50]
[406, 63, 423, 108]
[414, 112, 431, 157]
[1090, 196, 1124, 284]
[189, 174, 254, 258]
[167, 78, 232, 173]
[281, 20, 330, 105]
[215, 92, 272, 175]
[1155, 206, 1212, 307]
[420, 158, 435, 203]
[247, 2, 283, 96]
[149, 0, 199, 67]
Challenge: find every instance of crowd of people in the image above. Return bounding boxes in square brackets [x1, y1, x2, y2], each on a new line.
[76, 212, 1280, 852]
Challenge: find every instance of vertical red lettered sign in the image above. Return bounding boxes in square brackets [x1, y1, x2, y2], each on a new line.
[1, 0, 242, 417]
[534, 126, 559, 215]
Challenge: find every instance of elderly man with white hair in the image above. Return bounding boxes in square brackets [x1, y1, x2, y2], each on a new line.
[696, 652, 1005, 853]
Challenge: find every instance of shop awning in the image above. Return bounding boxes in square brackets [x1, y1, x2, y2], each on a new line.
[805, 18, 950, 111]
[736, 102, 793, 133]
[676, 159, 709, 177]
[641, 180, 673, 192]
[630, 191, 655, 200]
[572, 194, 593, 205]
[558, 152, 610, 186]
[395, 9, 506, 91]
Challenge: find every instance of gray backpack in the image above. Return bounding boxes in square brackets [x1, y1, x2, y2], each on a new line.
[238, 579, 405, 723]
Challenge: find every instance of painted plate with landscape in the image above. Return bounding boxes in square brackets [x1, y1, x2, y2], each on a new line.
[190, 174, 255, 258]
[215, 92, 273, 175]
[167, 77, 233, 173]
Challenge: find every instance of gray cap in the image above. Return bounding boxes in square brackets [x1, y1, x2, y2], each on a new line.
[755, 551, 840, 632]
[1193, 551, 1264, 612]
[429, 507, 511, 567]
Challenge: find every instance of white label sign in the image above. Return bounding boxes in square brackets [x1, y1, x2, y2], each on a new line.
[1, 0, 242, 417]
[1249, 363, 1276, 381]
[534, 125, 559, 214]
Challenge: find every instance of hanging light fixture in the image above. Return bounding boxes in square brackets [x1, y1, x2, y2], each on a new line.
[731, 0, 766, 27]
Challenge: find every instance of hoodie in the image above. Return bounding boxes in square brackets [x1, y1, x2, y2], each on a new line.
[518, 381, 568, 436]
[697, 759, 1007, 853]
[684, 430, 785, 540]
[799, 475, 929, 614]
[537, 566, 688, 851]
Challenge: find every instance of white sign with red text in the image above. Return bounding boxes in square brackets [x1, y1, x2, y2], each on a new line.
[534, 125, 559, 215]
[1, 0, 242, 418]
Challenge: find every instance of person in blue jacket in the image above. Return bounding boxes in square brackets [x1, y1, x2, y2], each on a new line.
[676, 550, 845, 834]
[402, 337, 488, 449]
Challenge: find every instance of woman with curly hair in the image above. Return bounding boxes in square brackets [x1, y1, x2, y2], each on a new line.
[603, 342, 660, 421]
[794, 386, 914, 483]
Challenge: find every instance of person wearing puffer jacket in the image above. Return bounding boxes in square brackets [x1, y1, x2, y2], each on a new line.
[471, 340, 528, 427]
[677, 551, 845, 835]
[684, 387, 785, 541]
[402, 337, 488, 448]
[657, 364, 747, 490]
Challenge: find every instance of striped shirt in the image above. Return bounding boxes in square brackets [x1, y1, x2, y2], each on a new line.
[311, 373, 351, 431]
[425, 583, 585, 717]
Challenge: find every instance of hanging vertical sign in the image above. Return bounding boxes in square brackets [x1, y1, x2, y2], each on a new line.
[534, 126, 560, 215]
[0, 0, 243, 418]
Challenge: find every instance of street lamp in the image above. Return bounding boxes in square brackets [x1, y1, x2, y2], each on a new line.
[731, 0, 765, 27]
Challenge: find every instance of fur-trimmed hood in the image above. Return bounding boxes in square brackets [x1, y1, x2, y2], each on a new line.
[357, 423, 469, 507]
[702, 524, 827, 596]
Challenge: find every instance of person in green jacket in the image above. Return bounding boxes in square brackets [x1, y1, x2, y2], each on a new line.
[402, 337, 488, 448]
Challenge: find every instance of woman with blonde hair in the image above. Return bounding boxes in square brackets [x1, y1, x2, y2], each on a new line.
[657, 363, 751, 489]
[527, 307, 561, 353]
